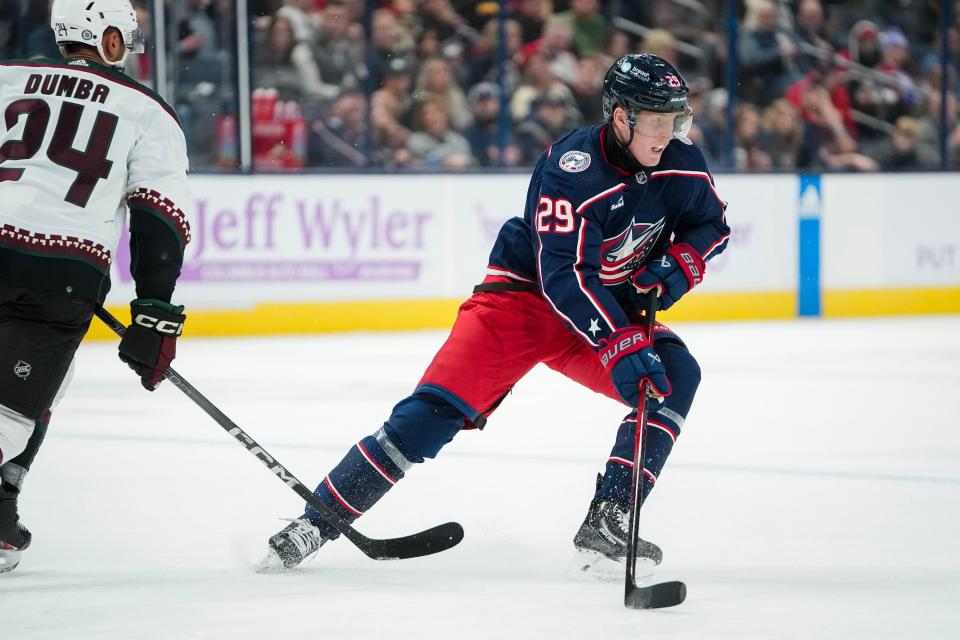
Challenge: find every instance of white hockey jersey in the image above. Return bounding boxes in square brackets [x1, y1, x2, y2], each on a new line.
[0, 57, 191, 299]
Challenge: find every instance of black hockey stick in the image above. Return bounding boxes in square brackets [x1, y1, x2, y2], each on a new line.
[624, 294, 686, 609]
[95, 306, 464, 560]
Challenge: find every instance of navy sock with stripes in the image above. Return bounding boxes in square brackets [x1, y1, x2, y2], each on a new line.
[306, 428, 410, 540]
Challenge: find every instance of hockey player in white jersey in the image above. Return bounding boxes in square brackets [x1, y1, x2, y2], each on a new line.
[0, 0, 191, 572]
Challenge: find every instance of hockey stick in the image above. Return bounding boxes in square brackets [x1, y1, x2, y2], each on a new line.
[95, 307, 464, 560]
[624, 294, 686, 609]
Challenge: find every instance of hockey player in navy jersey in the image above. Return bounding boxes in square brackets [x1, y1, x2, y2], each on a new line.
[0, 0, 191, 573]
[260, 54, 730, 574]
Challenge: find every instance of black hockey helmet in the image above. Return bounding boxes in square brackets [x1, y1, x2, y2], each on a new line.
[602, 54, 692, 129]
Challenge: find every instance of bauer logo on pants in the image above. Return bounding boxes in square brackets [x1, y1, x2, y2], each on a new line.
[14, 360, 31, 379]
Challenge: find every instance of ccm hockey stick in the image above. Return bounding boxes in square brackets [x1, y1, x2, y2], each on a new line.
[95, 307, 463, 560]
[624, 294, 686, 609]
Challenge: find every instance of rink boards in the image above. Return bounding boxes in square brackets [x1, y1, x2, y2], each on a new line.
[87, 172, 960, 338]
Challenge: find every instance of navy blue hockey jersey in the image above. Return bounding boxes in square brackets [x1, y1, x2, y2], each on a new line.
[486, 124, 730, 348]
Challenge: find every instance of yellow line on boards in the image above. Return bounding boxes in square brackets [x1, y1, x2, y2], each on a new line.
[83, 288, 959, 340]
[823, 287, 960, 317]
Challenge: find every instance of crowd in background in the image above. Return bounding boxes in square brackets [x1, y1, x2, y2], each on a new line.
[3, 0, 959, 172]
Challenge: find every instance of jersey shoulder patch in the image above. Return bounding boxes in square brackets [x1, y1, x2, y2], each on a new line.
[558, 149, 591, 173]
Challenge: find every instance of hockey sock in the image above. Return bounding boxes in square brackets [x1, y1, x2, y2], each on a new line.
[305, 392, 466, 539]
[597, 405, 682, 505]
[3, 410, 50, 490]
[306, 428, 412, 540]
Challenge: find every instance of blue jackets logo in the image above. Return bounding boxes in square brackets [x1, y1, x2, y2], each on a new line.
[599, 217, 666, 284]
[559, 150, 591, 173]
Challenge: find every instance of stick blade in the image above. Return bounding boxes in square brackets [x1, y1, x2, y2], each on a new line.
[624, 580, 686, 609]
[355, 522, 464, 560]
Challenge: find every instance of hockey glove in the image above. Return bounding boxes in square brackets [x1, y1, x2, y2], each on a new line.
[631, 243, 706, 311]
[118, 299, 186, 391]
[598, 328, 671, 408]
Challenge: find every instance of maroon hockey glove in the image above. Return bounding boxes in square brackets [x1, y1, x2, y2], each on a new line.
[118, 299, 185, 391]
[631, 242, 705, 311]
[598, 328, 671, 408]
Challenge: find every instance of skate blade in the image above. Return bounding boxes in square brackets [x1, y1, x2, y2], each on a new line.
[565, 549, 656, 584]
[253, 548, 287, 574]
[0, 548, 22, 574]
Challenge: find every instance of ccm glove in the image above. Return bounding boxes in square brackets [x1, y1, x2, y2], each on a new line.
[631, 242, 706, 311]
[598, 328, 671, 408]
[118, 299, 186, 391]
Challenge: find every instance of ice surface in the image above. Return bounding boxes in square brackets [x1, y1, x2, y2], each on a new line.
[2, 316, 959, 639]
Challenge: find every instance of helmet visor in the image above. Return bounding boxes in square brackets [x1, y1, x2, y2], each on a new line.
[631, 111, 681, 138]
[125, 26, 145, 53]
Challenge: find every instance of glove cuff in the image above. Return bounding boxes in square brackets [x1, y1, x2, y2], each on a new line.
[666, 243, 706, 289]
[597, 327, 651, 371]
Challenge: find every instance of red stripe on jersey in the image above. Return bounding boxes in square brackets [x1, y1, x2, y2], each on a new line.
[575, 183, 628, 214]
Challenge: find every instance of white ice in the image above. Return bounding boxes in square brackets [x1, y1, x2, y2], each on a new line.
[2, 316, 959, 639]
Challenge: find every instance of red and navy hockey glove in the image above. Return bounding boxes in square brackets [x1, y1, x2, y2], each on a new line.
[118, 299, 186, 391]
[598, 328, 671, 408]
[631, 242, 706, 311]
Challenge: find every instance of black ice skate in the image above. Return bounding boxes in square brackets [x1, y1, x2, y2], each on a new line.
[569, 497, 662, 582]
[256, 516, 329, 573]
[0, 485, 31, 574]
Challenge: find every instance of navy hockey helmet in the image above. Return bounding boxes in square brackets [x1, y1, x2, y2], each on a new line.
[601, 54, 692, 137]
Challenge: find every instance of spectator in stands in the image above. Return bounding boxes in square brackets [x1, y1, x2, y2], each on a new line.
[367, 8, 415, 88]
[642, 28, 679, 68]
[793, 0, 834, 72]
[557, 0, 612, 58]
[512, 0, 549, 45]
[571, 54, 607, 123]
[797, 84, 879, 171]
[917, 89, 960, 168]
[314, 0, 363, 91]
[515, 88, 580, 164]
[878, 28, 921, 112]
[606, 29, 632, 62]
[509, 51, 575, 122]
[309, 91, 369, 167]
[21, 0, 59, 59]
[760, 98, 804, 170]
[464, 82, 521, 167]
[533, 15, 580, 87]
[254, 14, 333, 102]
[694, 88, 733, 168]
[0, 0, 18, 60]
[733, 103, 773, 171]
[175, 0, 219, 61]
[871, 115, 939, 170]
[372, 57, 415, 158]
[420, 0, 475, 46]
[414, 57, 472, 131]
[842, 19, 882, 69]
[738, 0, 802, 106]
[785, 62, 856, 137]
[920, 25, 960, 88]
[468, 17, 523, 90]
[407, 96, 477, 169]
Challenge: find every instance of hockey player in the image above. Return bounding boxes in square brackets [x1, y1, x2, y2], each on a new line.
[0, 0, 191, 572]
[261, 54, 730, 575]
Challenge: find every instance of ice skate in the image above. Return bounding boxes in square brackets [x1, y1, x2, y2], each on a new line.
[256, 516, 328, 573]
[569, 497, 662, 583]
[0, 522, 31, 574]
